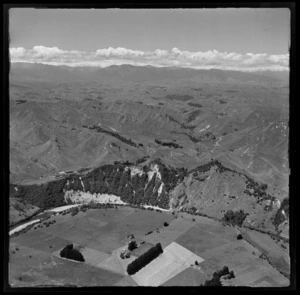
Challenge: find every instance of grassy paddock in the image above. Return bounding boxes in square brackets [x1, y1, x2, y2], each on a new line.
[9, 206, 289, 287]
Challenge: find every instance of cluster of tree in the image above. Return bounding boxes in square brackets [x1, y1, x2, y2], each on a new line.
[273, 197, 289, 228]
[244, 176, 269, 200]
[214, 160, 235, 174]
[189, 160, 222, 174]
[127, 243, 163, 275]
[60, 244, 85, 262]
[188, 134, 201, 143]
[42, 220, 56, 227]
[201, 266, 235, 286]
[128, 240, 138, 251]
[82, 124, 139, 148]
[155, 139, 182, 149]
[11, 179, 67, 210]
[120, 251, 130, 259]
[222, 210, 249, 227]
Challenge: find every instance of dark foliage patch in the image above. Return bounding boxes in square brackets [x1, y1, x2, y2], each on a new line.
[222, 210, 249, 227]
[128, 240, 138, 251]
[127, 243, 163, 275]
[155, 139, 183, 149]
[11, 179, 67, 210]
[201, 266, 235, 286]
[82, 124, 139, 148]
[60, 244, 85, 262]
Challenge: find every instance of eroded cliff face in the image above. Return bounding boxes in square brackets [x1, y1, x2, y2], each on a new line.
[10, 159, 288, 236]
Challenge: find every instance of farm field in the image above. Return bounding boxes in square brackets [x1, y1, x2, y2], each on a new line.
[9, 207, 289, 287]
[131, 242, 204, 286]
[240, 228, 290, 276]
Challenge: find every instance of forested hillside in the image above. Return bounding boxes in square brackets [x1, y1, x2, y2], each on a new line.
[10, 158, 288, 236]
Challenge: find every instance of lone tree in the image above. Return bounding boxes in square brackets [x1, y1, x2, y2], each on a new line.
[163, 222, 169, 227]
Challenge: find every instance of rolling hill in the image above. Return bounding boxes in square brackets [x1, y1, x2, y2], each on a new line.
[9, 63, 289, 238]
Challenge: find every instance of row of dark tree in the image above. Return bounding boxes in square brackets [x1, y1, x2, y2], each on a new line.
[155, 139, 183, 149]
[82, 124, 140, 148]
[127, 243, 163, 275]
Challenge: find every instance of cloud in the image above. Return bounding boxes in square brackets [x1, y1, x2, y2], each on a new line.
[9, 46, 289, 71]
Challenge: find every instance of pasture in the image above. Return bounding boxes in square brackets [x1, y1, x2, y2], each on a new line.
[131, 242, 204, 286]
[9, 207, 289, 287]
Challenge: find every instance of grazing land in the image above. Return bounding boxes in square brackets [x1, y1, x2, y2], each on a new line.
[9, 207, 289, 287]
[9, 62, 289, 287]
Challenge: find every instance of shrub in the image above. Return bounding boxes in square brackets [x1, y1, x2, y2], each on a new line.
[237, 234, 243, 240]
[163, 222, 169, 227]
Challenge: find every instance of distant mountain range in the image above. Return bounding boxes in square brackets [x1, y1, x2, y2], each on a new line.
[10, 62, 289, 84]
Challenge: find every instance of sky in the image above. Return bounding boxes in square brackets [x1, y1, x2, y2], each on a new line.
[9, 8, 290, 71]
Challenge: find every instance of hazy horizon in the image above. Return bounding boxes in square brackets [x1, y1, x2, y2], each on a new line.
[9, 8, 290, 71]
